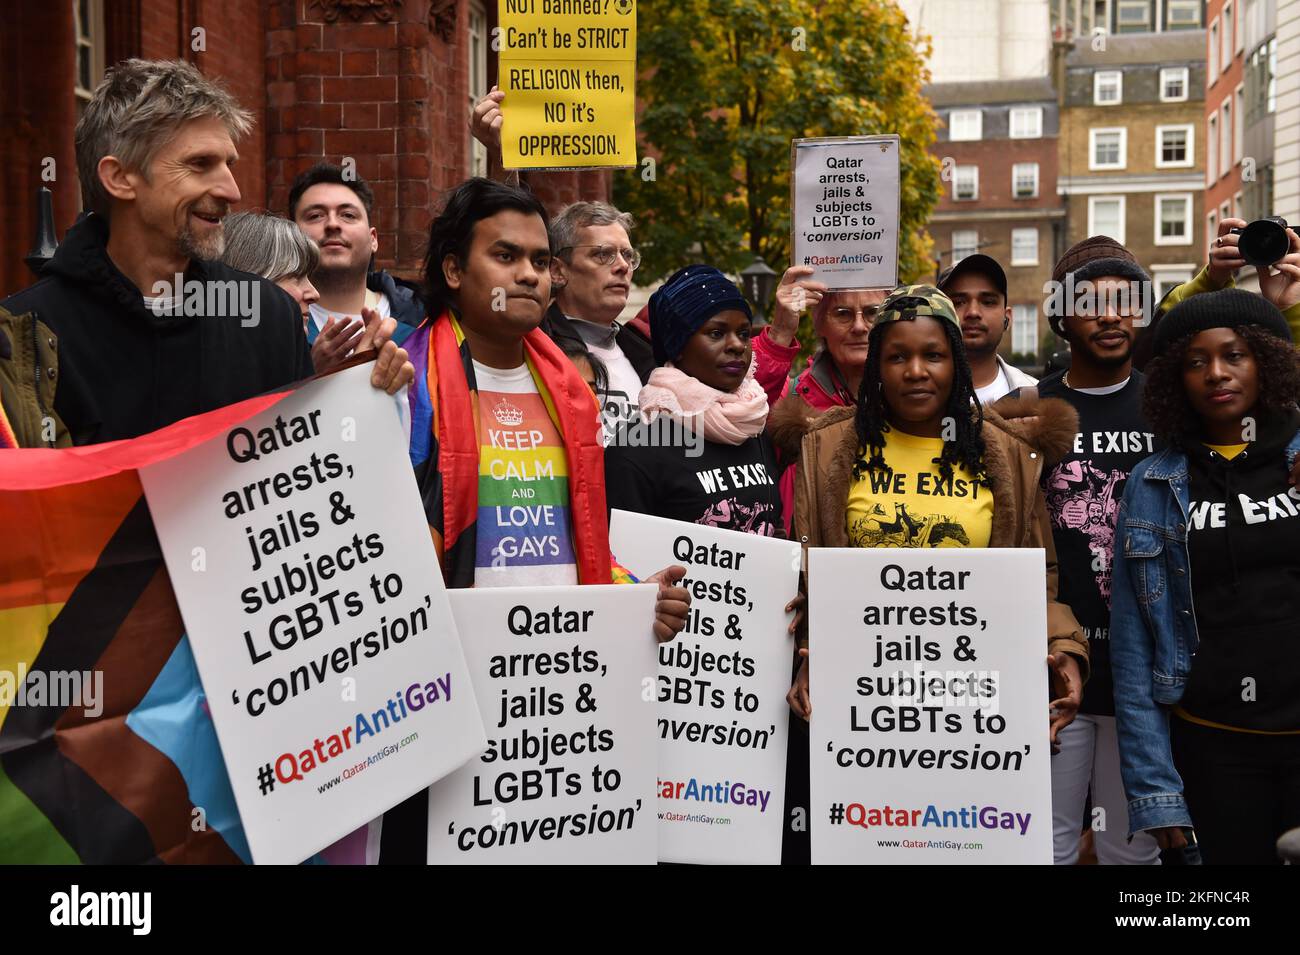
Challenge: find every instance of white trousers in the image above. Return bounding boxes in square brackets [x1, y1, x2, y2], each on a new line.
[1051, 713, 1160, 865]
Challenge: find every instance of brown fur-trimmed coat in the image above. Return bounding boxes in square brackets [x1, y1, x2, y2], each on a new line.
[791, 393, 1090, 677]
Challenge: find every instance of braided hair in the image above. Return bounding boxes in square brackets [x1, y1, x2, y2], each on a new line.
[852, 315, 990, 488]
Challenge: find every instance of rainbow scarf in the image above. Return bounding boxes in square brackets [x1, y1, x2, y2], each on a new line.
[0, 403, 17, 449]
[420, 310, 621, 587]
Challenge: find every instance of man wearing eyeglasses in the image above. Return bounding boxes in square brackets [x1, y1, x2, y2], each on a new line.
[540, 201, 654, 432]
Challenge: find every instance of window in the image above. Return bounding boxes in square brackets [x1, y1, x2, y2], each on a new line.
[1210, 21, 1219, 81]
[1090, 127, 1126, 170]
[1268, 37, 1277, 112]
[1247, 38, 1278, 124]
[1220, 101, 1232, 178]
[1220, 200, 1232, 223]
[953, 165, 978, 201]
[1094, 71, 1122, 105]
[1011, 228, 1039, 266]
[1088, 196, 1125, 244]
[1160, 67, 1189, 102]
[1153, 270, 1194, 300]
[1234, 191, 1243, 220]
[1207, 115, 1218, 182]
[1168, 0, 1202, 28]
[468, 1, 489, 177]
[74, 0, 105, 115]
[1012, 162, 1039, 198]
[1116, 0, 1150, 32]
[1208, 212, 1218, 254]
[1222, 4, 1234, 68]
[1155, 194, 1193, 246]
[951, 230, 979, 263]
[1012, 305, 1037, 356]
[949, 109, 982, 141]
[1237, 0, 1246, 52]
[1009, 107, 1043, 139]
[1234, 84, 1244, 164]
[1156, 125, 1193, 168]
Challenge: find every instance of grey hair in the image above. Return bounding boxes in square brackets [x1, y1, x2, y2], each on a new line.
[550, 201, 634, 258]
[221, 212, 320, 282]
[76, 59, 254, 216]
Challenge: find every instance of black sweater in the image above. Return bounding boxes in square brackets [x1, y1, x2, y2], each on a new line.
[2, 213, 313, 446]
[1037, 371, 1157, 716]
[605, 428, 783, 537]
[1182, 409, 1300, 731]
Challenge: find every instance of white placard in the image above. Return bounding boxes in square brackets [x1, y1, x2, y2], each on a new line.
[139, 364, 486, 865]
[792, 135, 900, 291]
[809, 548, 1053, 865]
[427, 584, 659, 864]
[609, 510, 800, 864]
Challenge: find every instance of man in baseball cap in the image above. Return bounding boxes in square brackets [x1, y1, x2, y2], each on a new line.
[939, 253, 1038, 403]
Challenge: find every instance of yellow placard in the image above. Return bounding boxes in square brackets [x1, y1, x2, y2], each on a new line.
[499, 0, 637, 170]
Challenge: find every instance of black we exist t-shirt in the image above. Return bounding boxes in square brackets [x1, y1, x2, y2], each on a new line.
[604, 430, 783, 537]
[1037, 371, 1156, 716]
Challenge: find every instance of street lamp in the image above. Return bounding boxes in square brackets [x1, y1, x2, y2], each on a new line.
[24, 187, 59, 278]
[740, 256, 778, 324]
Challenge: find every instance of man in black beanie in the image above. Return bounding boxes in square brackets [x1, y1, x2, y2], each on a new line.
[1022, 234, 1163, 865]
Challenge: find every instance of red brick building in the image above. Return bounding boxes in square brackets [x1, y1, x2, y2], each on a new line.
[0, 0, 610, 298]
[1205, 0, 1245, 253]
[927, 77, 1066, 363]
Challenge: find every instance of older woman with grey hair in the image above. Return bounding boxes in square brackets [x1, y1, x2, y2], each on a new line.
[221, 211, 363, 373]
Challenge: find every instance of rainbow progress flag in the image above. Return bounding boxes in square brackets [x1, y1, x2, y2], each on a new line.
[0, 390, 305, 864]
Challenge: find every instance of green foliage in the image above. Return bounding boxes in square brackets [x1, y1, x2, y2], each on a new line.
[616, 0, 942, 288]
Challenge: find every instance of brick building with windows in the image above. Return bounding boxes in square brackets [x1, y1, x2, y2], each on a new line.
[1205, 0, 1246, 255]
[927, 78, 1065, 361]
[0, 0, 610, 299]
[1055, 29, 1208, 300]
[1051, 0, 1205, 35]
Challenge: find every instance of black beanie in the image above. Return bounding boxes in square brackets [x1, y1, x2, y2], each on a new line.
[1153, 288, 1294, 353]
[1048, 235, 1151, 336]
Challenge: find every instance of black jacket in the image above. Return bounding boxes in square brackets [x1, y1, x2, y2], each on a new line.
[1, 213, 313, 445]
[538, 301, 655, 385]
[368, 269, 426, 333]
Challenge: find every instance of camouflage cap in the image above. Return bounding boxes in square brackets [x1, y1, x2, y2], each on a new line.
[876, 285, 960, 328]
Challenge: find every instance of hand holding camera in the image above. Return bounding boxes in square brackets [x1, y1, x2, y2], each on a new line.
[1209, 216, 1300, 312]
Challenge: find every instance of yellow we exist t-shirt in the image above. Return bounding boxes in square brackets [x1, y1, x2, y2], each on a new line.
[845, 428, 993, 548]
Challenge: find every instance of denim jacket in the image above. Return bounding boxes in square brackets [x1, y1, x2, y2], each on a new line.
[1110, 428, 1300, 834]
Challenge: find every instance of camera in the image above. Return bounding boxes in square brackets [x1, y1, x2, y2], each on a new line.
[1230, 216, 1291, 267]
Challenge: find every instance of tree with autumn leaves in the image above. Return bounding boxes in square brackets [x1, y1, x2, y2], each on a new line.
[616, 0, 941, 292]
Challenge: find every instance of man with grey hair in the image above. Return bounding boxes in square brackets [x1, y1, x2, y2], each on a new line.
[540, 201, 654, 426]
[2, 58, 411, 446]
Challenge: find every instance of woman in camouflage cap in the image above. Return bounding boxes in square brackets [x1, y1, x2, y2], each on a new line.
[787, 285, 1088, 754]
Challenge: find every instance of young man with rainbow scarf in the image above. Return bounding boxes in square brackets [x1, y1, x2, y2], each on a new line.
[375, 177, 690, 863]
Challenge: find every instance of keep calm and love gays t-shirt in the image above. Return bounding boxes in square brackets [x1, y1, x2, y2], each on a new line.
[473, 360, 579, 587]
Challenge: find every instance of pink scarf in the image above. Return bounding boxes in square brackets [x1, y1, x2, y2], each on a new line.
[637, 356, 769, 445]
